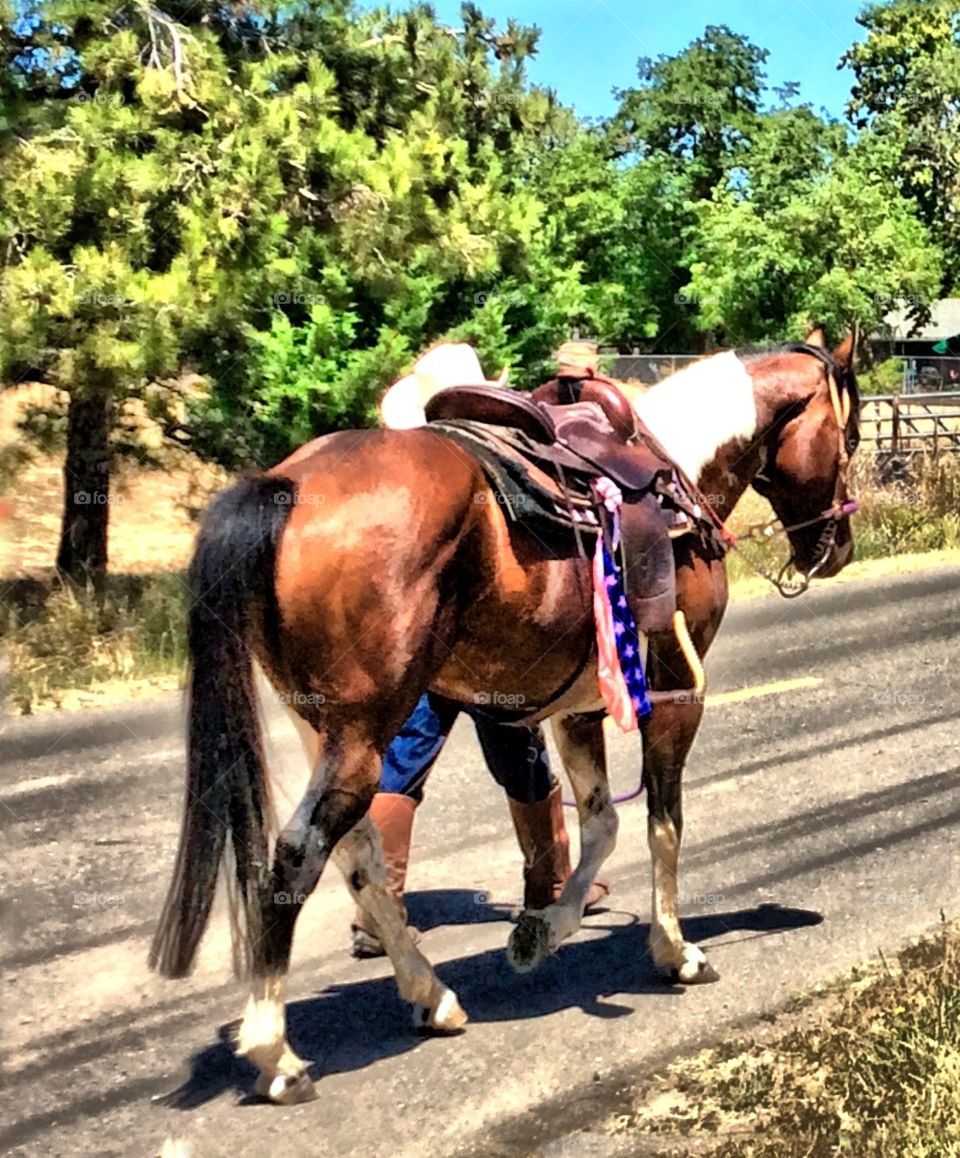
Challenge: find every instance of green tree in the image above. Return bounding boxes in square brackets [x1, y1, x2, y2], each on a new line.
[843, 0, 960, 287]
[612, 25, 768, 201]
[194, 1, 583, 465]
[684, 131, 943, 344]
[606, 26, 773, 350]
[0, 1, 306, 576]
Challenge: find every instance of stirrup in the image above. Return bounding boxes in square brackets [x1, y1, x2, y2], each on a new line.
[646, 610, 707, 705]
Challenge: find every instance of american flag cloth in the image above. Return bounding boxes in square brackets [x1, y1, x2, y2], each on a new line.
[592, 478, 652, 732]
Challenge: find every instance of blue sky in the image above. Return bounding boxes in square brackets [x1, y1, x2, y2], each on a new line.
[429, 0, 867, 122]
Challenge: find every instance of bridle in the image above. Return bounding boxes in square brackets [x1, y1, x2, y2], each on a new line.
[736, 343, 859, 599]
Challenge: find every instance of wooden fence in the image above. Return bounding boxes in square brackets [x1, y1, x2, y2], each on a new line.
[859, 392, 960, 455]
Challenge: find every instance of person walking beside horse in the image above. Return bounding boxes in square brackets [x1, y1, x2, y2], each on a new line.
[351, 342, 609, 958]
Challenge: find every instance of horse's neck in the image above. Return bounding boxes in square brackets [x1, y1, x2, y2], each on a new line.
[634, 352, 799, 515]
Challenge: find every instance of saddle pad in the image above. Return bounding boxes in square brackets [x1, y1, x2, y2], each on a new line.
[428, 419, 602, 540]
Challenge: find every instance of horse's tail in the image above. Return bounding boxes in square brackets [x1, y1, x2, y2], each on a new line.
[149, 474, 296, 979]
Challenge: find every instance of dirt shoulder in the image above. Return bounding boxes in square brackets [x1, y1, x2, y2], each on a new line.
[726, 546, 960, 602]
[601, 921, 959, 1156]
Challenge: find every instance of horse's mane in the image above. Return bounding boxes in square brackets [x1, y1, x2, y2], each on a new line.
[735, 342, 861, 410]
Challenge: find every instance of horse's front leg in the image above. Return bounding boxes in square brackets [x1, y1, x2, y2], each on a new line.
[641, 695, 718, 984]
[507, 711, 617, 972]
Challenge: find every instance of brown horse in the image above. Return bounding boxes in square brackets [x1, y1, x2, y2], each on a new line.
[150, 331, 859, 1104]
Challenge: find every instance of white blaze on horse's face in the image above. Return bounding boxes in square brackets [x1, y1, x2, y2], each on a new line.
[632, 352, 759, 486]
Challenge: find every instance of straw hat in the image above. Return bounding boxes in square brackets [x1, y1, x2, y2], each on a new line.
[555, 340, 599, 377]
[380, 343, 508, 430]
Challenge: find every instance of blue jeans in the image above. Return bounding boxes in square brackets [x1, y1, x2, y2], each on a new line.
[379, 693, 553, 805]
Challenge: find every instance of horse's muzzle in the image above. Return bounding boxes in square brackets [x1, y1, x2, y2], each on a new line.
[813, 520, 854, 579]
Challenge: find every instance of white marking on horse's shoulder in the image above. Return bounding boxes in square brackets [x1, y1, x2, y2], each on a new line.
[632, 351, 757, 484]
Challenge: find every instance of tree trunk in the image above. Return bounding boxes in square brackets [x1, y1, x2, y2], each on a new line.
[56, 392, 111, 582]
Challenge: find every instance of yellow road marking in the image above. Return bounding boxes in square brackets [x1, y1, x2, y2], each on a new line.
[601, 675, 822, 735]
[708, 675, 822, 707]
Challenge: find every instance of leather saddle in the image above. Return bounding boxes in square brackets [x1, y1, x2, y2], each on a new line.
[424, 373, 680, 634]
[424, 375, 664, 495]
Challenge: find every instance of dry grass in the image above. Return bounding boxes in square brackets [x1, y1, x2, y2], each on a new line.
[1, 383, 221, 713]
[611, 922, 960, 1157]
[723, 452, 960, 593]
[1, 380, 224, 575]
[3, 575, 189, 714]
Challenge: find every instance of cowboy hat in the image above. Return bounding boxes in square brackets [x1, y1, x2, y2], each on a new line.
[380, 343, 508, 430]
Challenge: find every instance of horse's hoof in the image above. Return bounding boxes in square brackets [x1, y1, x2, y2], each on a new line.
[673, 947, 720, 985]
[255, 1069, 318, 1105]
[507, 911, 555, 973]
[412, 986, 468, 1034]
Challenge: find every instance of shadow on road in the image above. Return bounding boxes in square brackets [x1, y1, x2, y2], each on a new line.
[162, 901, 821, 1110]
[405, 887, 519, 930]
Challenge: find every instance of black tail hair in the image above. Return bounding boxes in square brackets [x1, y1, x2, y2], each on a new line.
[149, 474, 296, 978]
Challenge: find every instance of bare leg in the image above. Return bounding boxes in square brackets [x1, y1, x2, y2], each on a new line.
[507, 712, 617, 971]
[332, 815, 467, 1031]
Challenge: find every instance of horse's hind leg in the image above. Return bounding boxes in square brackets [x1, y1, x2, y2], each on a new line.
[332, 815, 467, 1032]
[507, 712, 617, 972]
[236, 727, 378, 1104]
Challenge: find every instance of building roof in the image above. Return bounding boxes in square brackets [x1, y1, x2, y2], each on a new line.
[879, 298, 960, 341]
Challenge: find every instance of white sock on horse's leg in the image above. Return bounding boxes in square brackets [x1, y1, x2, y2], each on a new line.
[648, 816, 715, 983]
[332, 816, 467, 1032]
[236, 975, 316, 1104]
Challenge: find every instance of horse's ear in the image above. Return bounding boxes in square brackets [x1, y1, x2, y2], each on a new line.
[833, 329, 857, 371]
[805, 326, 826, 348]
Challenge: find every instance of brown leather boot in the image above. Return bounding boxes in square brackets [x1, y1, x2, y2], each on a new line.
[351, 793, 420, 959]
[508, 782, 610, 911]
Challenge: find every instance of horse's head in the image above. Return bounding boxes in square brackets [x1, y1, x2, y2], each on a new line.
[751, 330, 860, 583]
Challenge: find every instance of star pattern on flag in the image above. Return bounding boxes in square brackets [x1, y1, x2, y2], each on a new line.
[600, 541, 651, 719]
